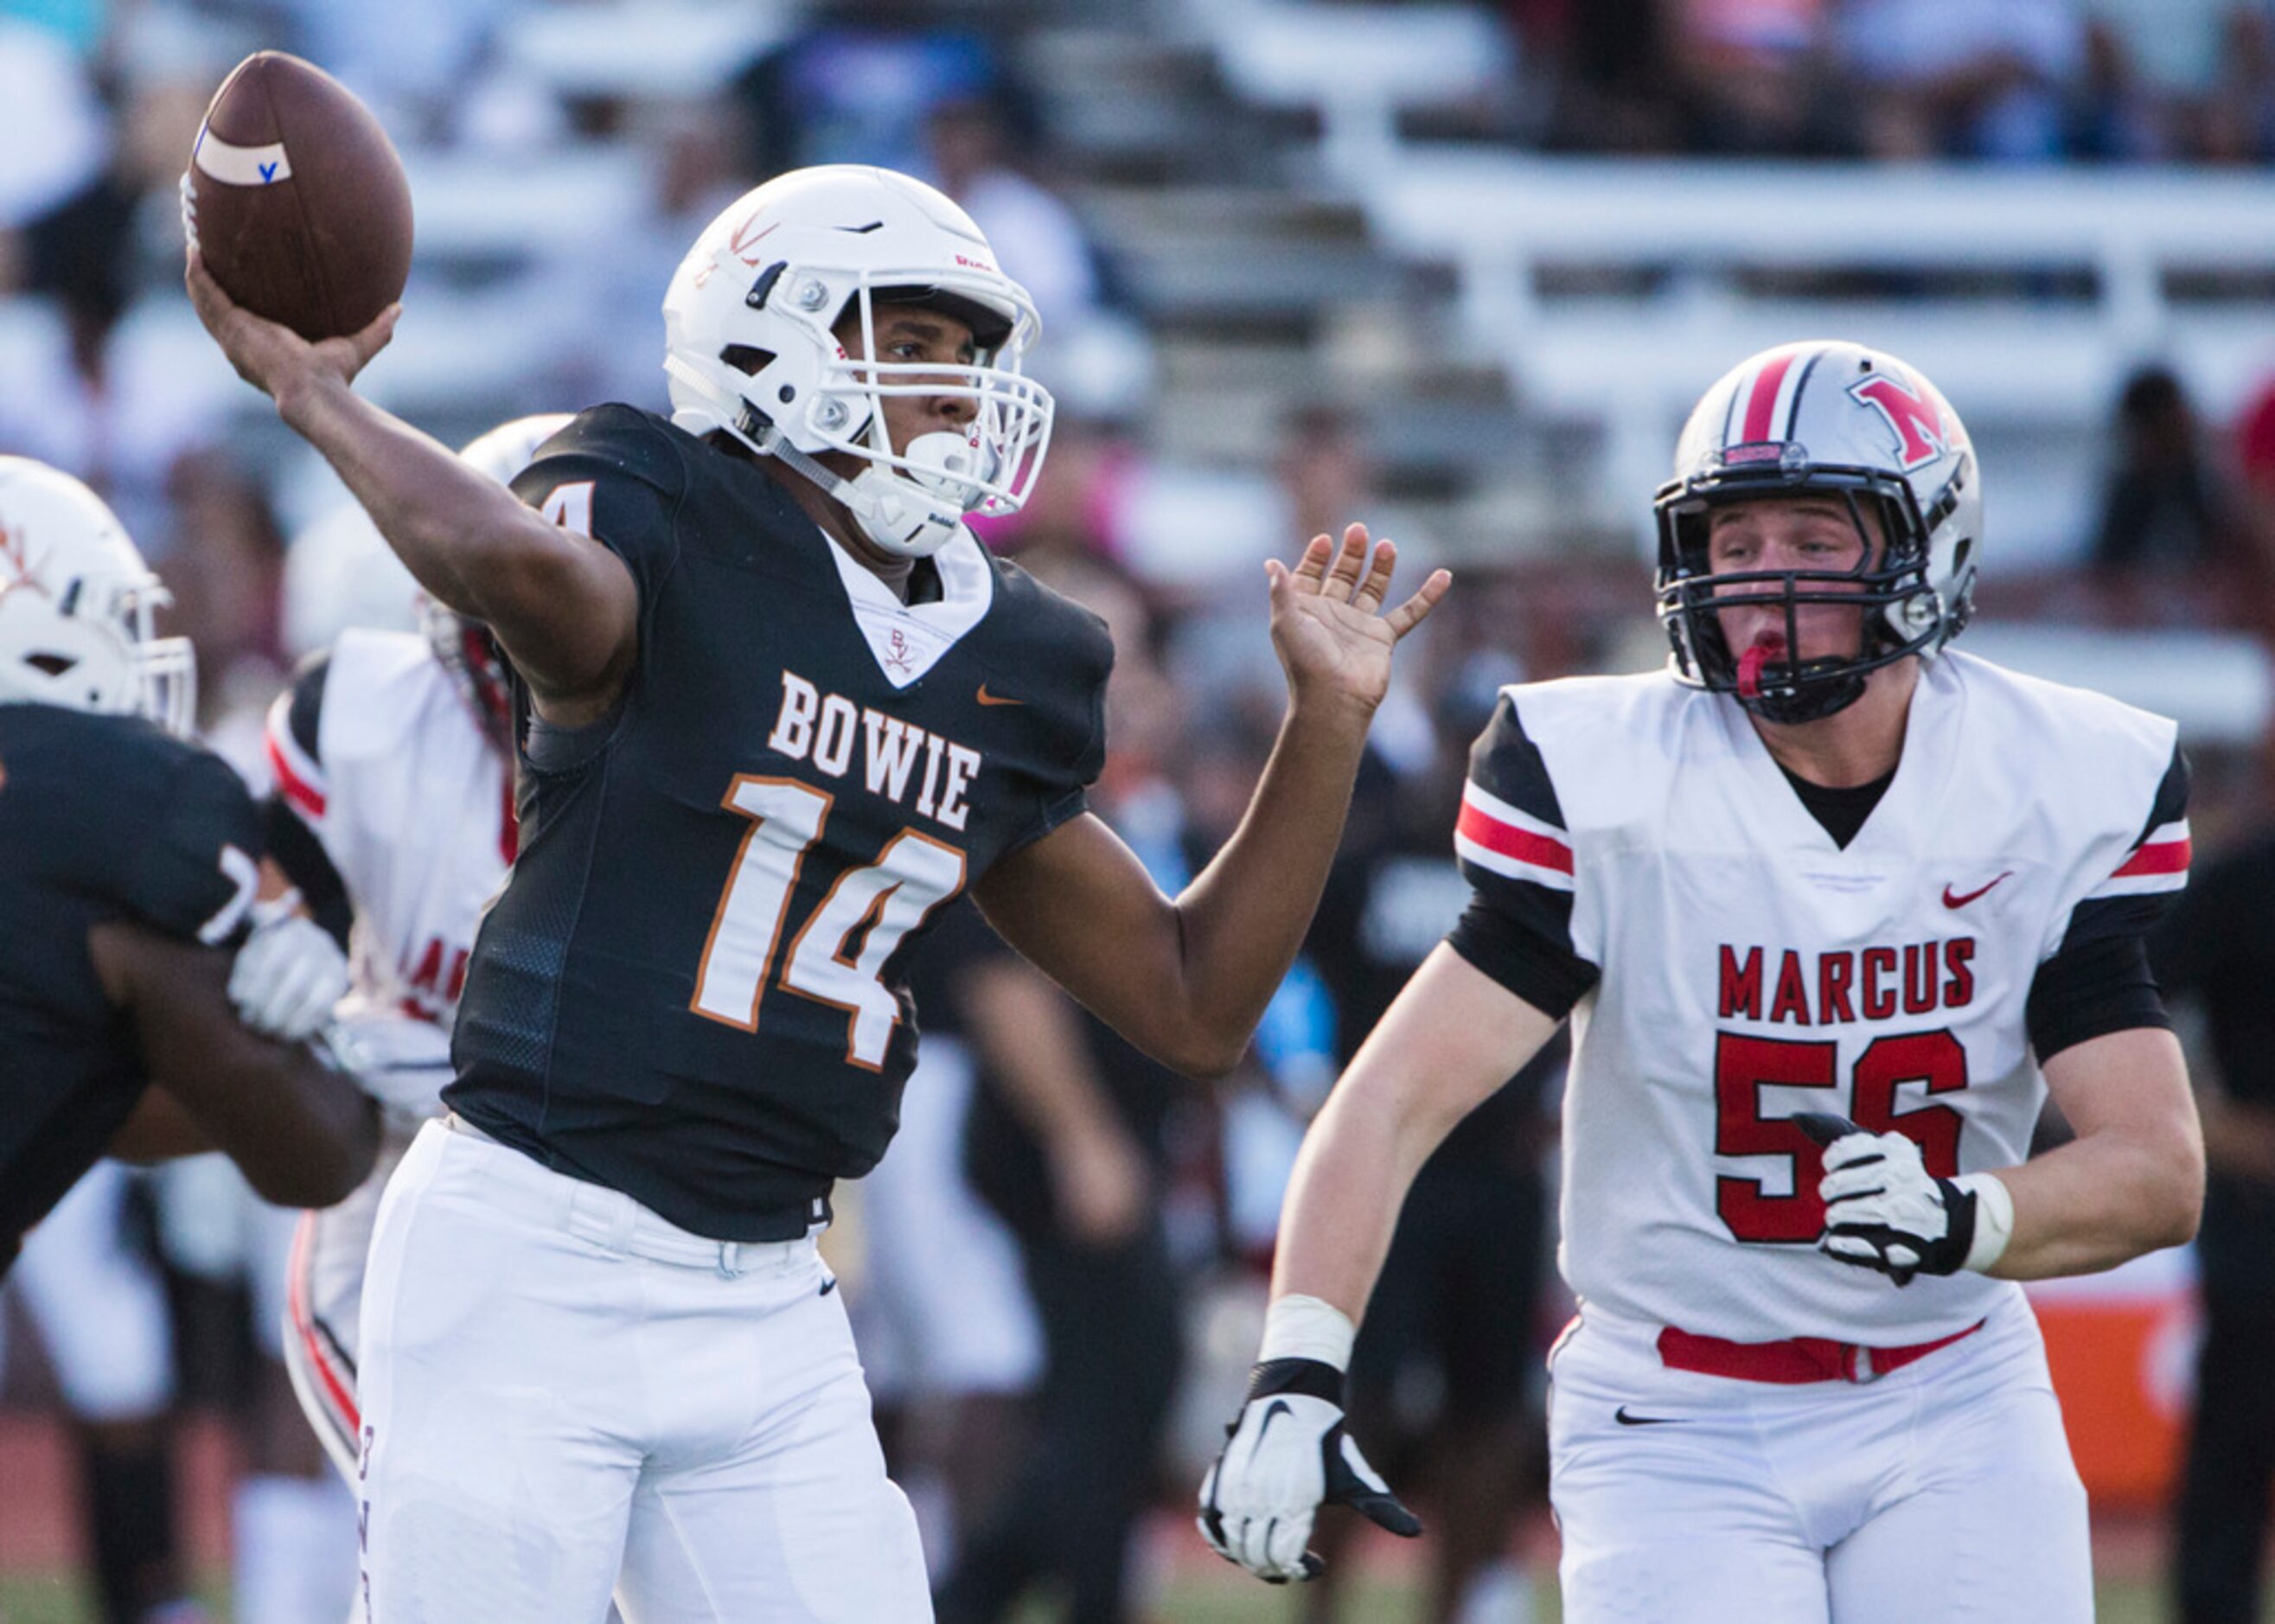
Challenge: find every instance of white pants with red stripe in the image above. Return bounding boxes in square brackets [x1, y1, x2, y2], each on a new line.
[283, 1133, 398, 1483]
[355, 1117, 930, 1624]
[1546, 1292, 2090, 1623]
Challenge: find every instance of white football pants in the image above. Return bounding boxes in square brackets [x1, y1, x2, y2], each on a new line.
[356, 1117, 930, 1623]
[1547, 1293, 2091, 1623]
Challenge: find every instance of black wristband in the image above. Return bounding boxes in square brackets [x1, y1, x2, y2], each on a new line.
[1246, 1357, 1344, 1405]
[1926, 1177, 1978, 1276]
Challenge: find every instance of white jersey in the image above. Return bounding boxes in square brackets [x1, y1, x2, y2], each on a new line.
[1451, 650, 2189, 1345]
[265, 628, 514, 1090]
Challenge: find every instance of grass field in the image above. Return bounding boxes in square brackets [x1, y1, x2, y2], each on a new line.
[0, 1416, 2251, 1624]
[0, 1572, 2221, 1622]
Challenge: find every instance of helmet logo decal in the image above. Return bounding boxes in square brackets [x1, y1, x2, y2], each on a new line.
[729, 213, 779, 265]
[1849, 374, 1950, 470]
[0, 520, 22, 579]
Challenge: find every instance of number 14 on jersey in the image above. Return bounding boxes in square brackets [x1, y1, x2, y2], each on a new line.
[690, 776, 965, 1070]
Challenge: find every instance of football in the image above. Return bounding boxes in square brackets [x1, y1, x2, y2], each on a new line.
[183, 51, 413, 342]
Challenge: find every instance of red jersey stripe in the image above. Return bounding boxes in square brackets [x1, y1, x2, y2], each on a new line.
[1457, 799, 1574, 874]
[265, 729, 326, 820]
[500, 777, 519, 866]
[1742, 352, 1797, 444]
[2113, 837, 2190, 879]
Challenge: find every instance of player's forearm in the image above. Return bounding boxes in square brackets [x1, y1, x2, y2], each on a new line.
[1986, 1120, 2202, 1279]
[1166, 697, 1374, 1073]
[1270, 950, 1540, 1311]
[273, 377, 636, 711]
[274, 372, 540, 616]
[1269, 1065, 1443, 1320]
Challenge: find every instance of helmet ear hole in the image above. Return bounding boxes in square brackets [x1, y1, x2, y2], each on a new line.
[27, 652, 73, 676]
[1952, 537, 1973, 579]
[719, 345, 775, 378]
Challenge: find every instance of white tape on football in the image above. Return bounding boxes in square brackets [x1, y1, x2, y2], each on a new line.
[193, 127, 292, 187]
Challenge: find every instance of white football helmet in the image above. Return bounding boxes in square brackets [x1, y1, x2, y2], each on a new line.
[420, 412, 576, 743]
[0, 457, 194, 733]
[1653, 341, 1983, 724]
[661, 164, 1053, 559]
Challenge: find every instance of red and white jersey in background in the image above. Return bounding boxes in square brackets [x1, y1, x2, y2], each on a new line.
[265, 627, 514, 1075]
[1454, 649, 2189, 1346]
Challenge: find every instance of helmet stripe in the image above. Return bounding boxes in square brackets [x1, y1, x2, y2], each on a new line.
[1741, 351, 1796, 444]
[1778, 345, 1824, 441]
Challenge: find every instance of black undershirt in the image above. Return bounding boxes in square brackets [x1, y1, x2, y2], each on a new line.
[1776, 760, 1895, 851]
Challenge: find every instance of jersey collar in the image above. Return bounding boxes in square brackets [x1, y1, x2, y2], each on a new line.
[1716, 655, 1959, 861]
[818, 523, 995, 690]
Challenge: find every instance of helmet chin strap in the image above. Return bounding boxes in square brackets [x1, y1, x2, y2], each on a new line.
[663, 358, 965, 559]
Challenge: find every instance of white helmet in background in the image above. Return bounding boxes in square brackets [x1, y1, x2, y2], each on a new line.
[456, 412, 575, 487]
[0, 457, 194, 732]
[1653, 341, 1983, 725]
[424, 412, 576, 744]
[281, 501, 420, 657]
[661, 164, 1054, 559]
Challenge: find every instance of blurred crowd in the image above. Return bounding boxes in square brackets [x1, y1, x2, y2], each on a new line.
[7, 0, 2275, 1621]
[1502, 0, 2275, 164]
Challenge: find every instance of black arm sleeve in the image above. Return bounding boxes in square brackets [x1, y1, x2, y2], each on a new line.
[262, 798, 352, 949]
[2028, 741, 2192, 1062]
[2026, 928, 2170, 1064]
[1445, 691, 1597, 1019]
[261, 653, 352, 947]
[1446, 894, 1597, 1020]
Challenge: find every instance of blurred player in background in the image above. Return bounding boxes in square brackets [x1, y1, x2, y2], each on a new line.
[0, 454, 377, 1267]
[1203, 341, 2204, 1622]
[938, 560, 1191, 1624]
[259, 415, 559, 1487]
[1297, 671, 1558, 1624]
[0, 455, 379, 1618]
[844, 903, 1050, 1580]
[222, 416, 572, 1623]
[188, 162, 1447, 1621]
[3, 1165, 198, 1624]
[2150, 826, 2275, 1624]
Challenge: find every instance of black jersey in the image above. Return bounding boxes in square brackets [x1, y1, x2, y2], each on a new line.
[0, 706, 263, 1252]
[448, 406, 1110, 1241]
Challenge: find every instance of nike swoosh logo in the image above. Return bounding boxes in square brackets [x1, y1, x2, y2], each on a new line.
[976, 684, 1024, 707]
[1254, 1398, 1294, 1446]
[1941, 871, 2015, 909]
[1614, 1406, 1684, 1426]
[818, 1276, 837, 1296]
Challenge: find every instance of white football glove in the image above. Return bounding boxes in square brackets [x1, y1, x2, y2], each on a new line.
[1197, 1358, 1420, 1583]
[228, 896, 348, 1042]
[1796, 1112, 2005, 1286]
[310, 1008, 455, 1128]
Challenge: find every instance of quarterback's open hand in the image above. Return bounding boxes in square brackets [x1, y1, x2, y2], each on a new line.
[1799, 1113, 1978, 1287]
[1267, 525, 1450, 719]
[1198, 1357, 1421, 1583]
[185, 246, 398, 406]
